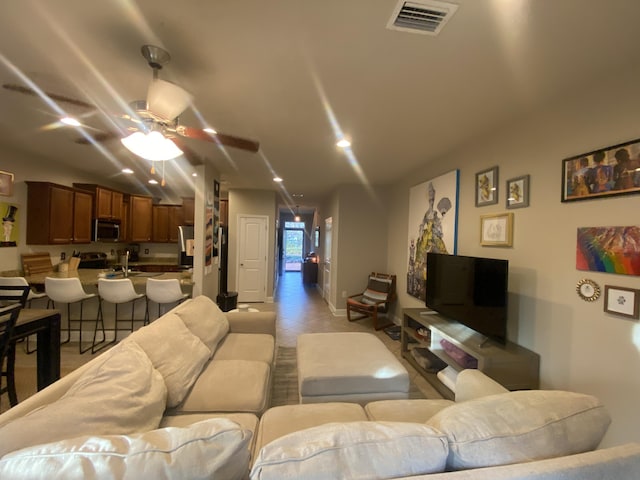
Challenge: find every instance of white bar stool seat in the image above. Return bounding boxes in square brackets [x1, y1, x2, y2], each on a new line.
[145, 278, 190, 323]
[44, 277, 98, 354]
[95, 278, 145, 353]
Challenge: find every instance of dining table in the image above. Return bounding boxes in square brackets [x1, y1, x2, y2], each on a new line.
[11, 308, 61, 390]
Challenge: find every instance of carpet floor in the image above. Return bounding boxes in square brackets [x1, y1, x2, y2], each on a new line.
[270, 346, 425, 407]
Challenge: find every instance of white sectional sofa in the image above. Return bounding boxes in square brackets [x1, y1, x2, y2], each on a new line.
[0, 298, 638, 479]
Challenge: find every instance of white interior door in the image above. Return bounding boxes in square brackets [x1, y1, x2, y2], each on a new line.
[237, 215, 268, 302]
[323, 217, 332, 300]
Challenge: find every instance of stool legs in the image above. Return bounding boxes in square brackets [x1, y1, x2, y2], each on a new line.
[93, 297, 145, 354]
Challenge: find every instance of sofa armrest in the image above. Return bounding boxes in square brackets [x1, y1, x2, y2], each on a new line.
[225, 311, 276, 337]
[454, 369, 509, 403]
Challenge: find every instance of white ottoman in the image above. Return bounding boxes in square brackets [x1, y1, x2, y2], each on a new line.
[297, 332, 410, 404]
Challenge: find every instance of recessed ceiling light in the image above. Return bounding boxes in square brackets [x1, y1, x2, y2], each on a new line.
[60, 116, 81, 127]
[192, 172, 198, 177]
[122, 168, 134, 174]
[148, 179, 158, 185]
[203, 127, 217, 134]
[337, 139, 351, 148]
[273, 176, 283, 183]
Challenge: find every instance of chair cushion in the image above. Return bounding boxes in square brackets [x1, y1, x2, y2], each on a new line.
[0, 418, 252, 480]
[426, 390, 612, 470]
[172, 295, 229, 353]
[365, 399, 454, 422]
[250, 421, 448, 480]
[126, 312, 211, 408]
[0, 341, 167, 457]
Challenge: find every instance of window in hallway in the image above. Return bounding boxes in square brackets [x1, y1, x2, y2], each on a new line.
[284, 221, 304, 271]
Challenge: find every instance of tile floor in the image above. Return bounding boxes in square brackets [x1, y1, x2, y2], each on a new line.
[3, 271, 441, 413]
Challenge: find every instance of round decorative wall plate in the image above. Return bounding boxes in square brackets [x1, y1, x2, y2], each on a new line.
[576, 278, 601, 302]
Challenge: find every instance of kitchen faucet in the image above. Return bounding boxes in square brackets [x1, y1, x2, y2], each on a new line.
[123, 250, 130, 277]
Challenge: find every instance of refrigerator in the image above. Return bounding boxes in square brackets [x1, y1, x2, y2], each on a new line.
[178, 225, 194, 267]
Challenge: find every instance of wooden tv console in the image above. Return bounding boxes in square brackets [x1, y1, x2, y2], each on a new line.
[401, 308, 540, 400]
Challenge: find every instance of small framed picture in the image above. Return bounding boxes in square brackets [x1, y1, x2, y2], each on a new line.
[506, 175, 530, 209]
[475, 166, 499, 206]
[0, 171, 14, 197]
[480, 212, 513, 247]
[604, 285, 640, 319]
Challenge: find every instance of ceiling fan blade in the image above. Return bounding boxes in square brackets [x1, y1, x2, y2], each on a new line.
[3, 83, 96, 110]
[74, 131, 120, 145]
[175, 125, 260, 153]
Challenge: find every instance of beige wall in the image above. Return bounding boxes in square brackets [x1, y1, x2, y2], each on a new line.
[384, 67, 640, 447]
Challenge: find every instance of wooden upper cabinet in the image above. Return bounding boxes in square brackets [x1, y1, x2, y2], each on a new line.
[220, 199, 228, 226]
[152, 204, 183, 242]
[182, 197, 194, 225]
[129, 195, 153, 242]
[26, 182, 92, 244]
[73, 190, 93, 243]
[74, 184, 124, 221]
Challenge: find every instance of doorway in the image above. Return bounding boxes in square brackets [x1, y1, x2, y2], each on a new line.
[237, 215, 268, 302]
[284, 222, 304, 271]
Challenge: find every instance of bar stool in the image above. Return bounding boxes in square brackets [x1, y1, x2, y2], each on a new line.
[95, 278, 145, 353]
[0, 277, 48, 353]
[45, 277, 99, 354]
[145, 278, 190, 323]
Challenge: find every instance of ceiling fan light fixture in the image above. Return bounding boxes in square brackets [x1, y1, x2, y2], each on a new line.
[146, 79, 193, 121]
[121, 131, 183, 161]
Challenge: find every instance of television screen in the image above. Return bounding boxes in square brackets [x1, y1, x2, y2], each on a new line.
[425, 253, 508, 344]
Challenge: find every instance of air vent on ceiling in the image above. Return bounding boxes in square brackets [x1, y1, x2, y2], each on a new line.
[387, 0, 458, 36]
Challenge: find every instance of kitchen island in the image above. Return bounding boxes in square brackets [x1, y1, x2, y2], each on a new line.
[25, 269, 193, 291]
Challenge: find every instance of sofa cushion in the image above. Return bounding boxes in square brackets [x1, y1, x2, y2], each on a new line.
[0, 418, 252, 480]
[365, 399, 454, 422]
[127, 312, 211, 407]
[0, 341, 167, 457]
[213, 333, 275, 364]
[250, 421, 448, 480]
[173, 295, 229, 353]
[255, 402, 368, 453]
[427, 390, 612, 470]
[174, 360, 271, 414]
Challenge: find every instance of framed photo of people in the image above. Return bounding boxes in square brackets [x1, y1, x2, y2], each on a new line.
[561, 137, 640, 202]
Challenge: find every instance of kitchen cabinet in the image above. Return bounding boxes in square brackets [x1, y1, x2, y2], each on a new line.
[220, 199, 228, 226]
[182, 197, 194, 225]
[152, 205, 183, 242]
[73, 190, 93, 243]
[128, 195, 153, 242]
[74, 184, 124, 221]
[26, 182, 92, 244]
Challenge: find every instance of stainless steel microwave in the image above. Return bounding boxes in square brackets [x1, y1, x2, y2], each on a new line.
[93, 219, 120, 242]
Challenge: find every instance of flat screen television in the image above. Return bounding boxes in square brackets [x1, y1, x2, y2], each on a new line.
[425, 252, 508, 345]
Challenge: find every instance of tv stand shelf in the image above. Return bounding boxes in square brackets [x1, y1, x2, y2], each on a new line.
[402, 308, 540, 400]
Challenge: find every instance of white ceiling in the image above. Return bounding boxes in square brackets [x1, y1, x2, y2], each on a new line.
[2, 0, 640, 208]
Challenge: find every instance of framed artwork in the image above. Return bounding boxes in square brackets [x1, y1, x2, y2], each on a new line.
[506, 175, 530, 209]
[576, 226, 640, 276]
[561, 137, 640, 202]
[480, 212, 513, 247]
[475, 166, 498, 206]
[604, 285, 640, 318]
[0, 202, 19, 247]
[407, 169, 460, 301]
[0, 171, 14, 197]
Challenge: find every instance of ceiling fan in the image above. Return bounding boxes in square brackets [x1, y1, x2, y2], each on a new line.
[2, 45, 260, 160]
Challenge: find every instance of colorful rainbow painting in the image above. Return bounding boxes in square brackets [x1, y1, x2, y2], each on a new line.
[576, 226, 640, 275]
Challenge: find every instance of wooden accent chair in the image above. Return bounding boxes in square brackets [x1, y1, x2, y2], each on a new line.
[346, 272, 397, 330]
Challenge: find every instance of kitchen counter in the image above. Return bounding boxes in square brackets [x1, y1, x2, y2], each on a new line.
[25, 269, 193, 290]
